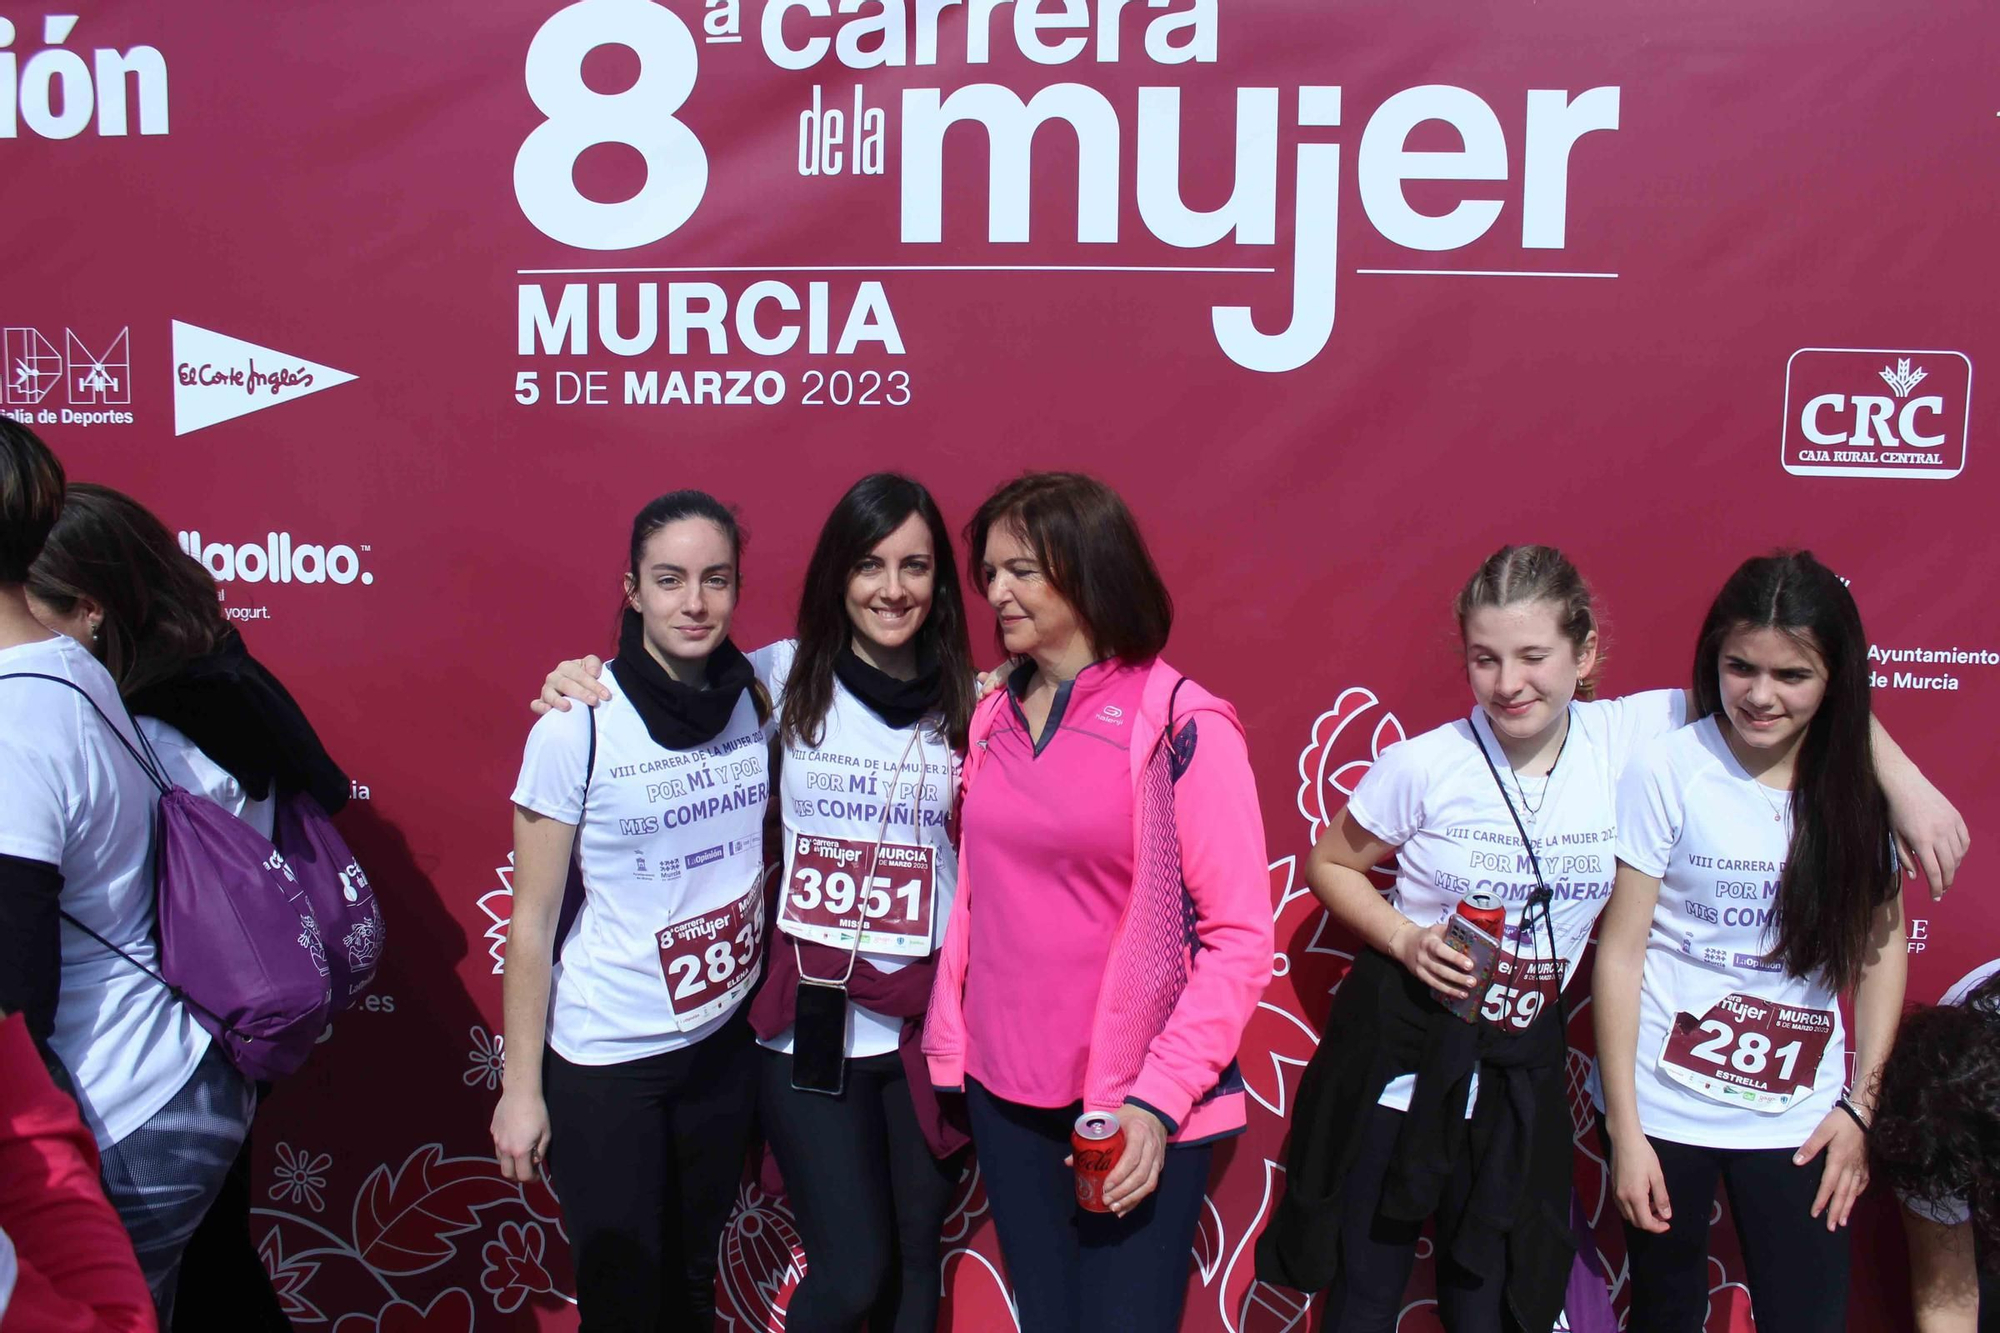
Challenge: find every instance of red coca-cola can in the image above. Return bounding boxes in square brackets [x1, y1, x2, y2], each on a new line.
[1457, 890, 1506, 940]
[1071, 1112, 1125, 1213]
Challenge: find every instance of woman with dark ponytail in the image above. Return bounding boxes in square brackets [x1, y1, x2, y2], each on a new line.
[493, 491, 775, 1330]
[1594, 551, 1908, 1333]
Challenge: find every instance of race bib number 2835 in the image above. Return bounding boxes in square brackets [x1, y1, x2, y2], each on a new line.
[655, 885, 763, 1031]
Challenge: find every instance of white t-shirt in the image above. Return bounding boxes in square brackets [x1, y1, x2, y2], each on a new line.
[750, 640, 961, 1060]
[1606, 716, 1845, 1149]
[0, 636, 210, 1147]
[1349, 689, 1685, 1111]
[140, 716, 277, 839]
[512, 663, 772, 1065]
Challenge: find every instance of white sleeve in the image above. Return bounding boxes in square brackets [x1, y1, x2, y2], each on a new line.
[1614, 739, 1683, 878]
[1346, 738, 1424, 846]
[510, 704, 592, 824]
[0, 734, 67, 865]
[1583, 689, 1690, 778]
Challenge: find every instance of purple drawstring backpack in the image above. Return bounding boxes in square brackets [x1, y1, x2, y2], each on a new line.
[273, 789, 383, 1003]
[4, 671, 335, 1081]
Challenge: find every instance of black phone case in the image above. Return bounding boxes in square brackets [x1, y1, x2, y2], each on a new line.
[791, 978, 849, 1096]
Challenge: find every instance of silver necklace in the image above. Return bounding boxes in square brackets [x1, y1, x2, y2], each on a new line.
[1751, 778, 1790, 823]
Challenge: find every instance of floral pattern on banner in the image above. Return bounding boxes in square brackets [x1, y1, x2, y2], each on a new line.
[271, 1143, 335, 1213]
[481, 1221, 557, 1313]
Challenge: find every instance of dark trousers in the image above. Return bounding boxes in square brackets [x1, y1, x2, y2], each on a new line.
[543, 1013, 758, 1332]
[1619, 1130, 1848, 1333]
[1326, 1103, 1507, 1333]
[174, 1125, 293, 1332]
[964, 1078, 1211, 1333]
[759, 1048, 962, 1332]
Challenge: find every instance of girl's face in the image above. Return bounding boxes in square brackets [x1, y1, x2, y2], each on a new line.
[1463, 600, 1597, 743]
[1716, 624, 1828, 755]
[980, 524, 1082, 662]
[624, 518, 737, 674]
[845, 513, 934, 656]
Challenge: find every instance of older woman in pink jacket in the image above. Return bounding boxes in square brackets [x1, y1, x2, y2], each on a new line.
[923, 472, 1273, 1333]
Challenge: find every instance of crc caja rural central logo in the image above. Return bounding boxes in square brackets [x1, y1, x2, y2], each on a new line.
[1781, 348, 1972, 480]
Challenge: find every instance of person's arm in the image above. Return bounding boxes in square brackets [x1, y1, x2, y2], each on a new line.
[0, 1010, 159, 1332]
[1305, 807, 1474, 997]
[1646, 696, 1965, 899]
[1594, 861, 1674, 1234]
[1797, 892, 1907, 1231]
[488, 807, 575, 1182]
[1903, 1210, 1979, 1333]
[1105, 715, 1273, 1216]
[0, 854, 63, 1051]
[1870, 718, 1970, 900]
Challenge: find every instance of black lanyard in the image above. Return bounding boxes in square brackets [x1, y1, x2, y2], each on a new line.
[1469, 710, 1571, 1033]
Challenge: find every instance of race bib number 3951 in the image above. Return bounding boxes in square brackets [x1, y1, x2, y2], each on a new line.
[778, 831, 935, 958]
[1658, 991, 1835, 1113]
[656, 885, 762, 1031]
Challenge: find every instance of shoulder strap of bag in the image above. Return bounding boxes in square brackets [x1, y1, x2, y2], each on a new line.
[0, 670, 242, 1040]
[0, 671, 171, 791]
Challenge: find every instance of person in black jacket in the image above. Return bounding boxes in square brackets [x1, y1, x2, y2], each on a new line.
[28, 481, 351, 1333]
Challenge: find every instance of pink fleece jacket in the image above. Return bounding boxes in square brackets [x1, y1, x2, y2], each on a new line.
[923, 658, 1273, 1142]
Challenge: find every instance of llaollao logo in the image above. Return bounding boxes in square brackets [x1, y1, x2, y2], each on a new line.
[177, 530, 374, 586]
[513, 0, 706, 250]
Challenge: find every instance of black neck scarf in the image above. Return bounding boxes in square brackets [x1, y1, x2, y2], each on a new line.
[609, 609, 757, 750]
[833, 641, 942, 731]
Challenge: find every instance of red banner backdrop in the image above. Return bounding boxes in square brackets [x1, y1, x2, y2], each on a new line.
[17, 0, 1994, 1327]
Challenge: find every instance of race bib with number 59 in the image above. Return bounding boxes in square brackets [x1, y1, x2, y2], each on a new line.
[1658, 991, 1835, 1113]
[656, 885, 763, 1031]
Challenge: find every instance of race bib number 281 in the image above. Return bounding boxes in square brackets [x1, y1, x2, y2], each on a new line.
[1658, 991, 1835, 1113]
[779, 831, 935, 958]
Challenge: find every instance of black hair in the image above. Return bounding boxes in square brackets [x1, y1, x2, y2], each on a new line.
[1690, 551, 1897, 991]
[781, 474, 973, 751]
[623, 489, 768, 722]
[1873, 971, 2000, 1267]
[27, 483, 229, 696]
[0, 414, 64, 584]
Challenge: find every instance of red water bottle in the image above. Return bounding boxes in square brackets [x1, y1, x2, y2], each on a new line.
[1456, 890, 1506, 940]
[1071, 1112, 1125, 1213]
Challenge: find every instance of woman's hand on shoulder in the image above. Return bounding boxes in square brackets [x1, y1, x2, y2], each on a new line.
[531, 655, 609, 715]
[973, 658, 1022, 701]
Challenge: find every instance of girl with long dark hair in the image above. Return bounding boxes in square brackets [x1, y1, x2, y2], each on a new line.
[0, 430, 251, 1326]
[494, 491, 774, 1330]
[25, 482, 352, 1332]
[536, 473, 978, 1330]
[1594, 550, 1908, 1333]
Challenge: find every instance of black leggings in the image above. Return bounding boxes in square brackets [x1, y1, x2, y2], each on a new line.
[758, 1048, 962, 1332]
[964, 1078, 1212, 1333]
[1617, 1130, 1848, 1333]
[543, 1013, 758, 1332]
[1326, 1103, 1507, 1333]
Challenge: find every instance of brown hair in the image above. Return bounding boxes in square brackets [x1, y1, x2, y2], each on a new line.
[1453, 544, 1602, 699]
[965, 472, 1172, 664]
[26, 483, 230, 696]
[0, 415, 64, 584]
